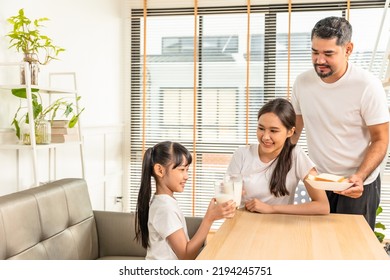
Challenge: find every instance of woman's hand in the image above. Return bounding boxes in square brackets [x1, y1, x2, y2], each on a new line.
[204, 198, 236, 221]
[245, 198, 273, 213]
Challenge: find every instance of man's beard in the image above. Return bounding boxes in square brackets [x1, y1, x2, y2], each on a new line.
[314, 63, 334, 78]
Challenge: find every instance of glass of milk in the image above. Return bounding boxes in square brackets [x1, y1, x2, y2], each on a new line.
[214, 174, 243, 217]
[214, 179, 234, 204]
[226, 174, 243, 208]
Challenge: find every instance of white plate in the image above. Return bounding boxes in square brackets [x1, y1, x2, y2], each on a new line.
[306, 179, 353, 191]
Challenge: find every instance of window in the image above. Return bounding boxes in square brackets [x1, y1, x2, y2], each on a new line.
[162, 35, 239, 55]
[129, 1, 390, 235]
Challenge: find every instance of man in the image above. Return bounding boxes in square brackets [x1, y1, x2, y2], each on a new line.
[291, 16, 389, 230]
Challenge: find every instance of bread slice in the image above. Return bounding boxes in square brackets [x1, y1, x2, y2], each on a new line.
[306, 174, 316, 181]
[314, 173, 345, 182]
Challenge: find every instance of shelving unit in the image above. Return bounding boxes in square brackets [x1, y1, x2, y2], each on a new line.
[0, 62, 85, 188]
[381, 42, 390, 89]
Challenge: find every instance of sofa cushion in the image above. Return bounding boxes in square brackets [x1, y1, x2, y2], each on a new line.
[8, 243, 48, 260]
[69, 218, 98, 259]
[0, 178, 98, 260]
[0, 193, 42, 258]
[27, 182, 69, 239]
[0, 213, 5, 259]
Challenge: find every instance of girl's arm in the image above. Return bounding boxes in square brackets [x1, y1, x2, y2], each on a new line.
[245, 168, 330, 215]
[167, 199, 235, 260]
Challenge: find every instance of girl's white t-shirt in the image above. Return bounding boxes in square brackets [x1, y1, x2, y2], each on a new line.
[146, 194, 189, 260]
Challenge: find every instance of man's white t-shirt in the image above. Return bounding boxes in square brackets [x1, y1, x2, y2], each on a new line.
[227, 144, 315, 205]
[292, 63, 389, 184]
[146, 194, 189, 260]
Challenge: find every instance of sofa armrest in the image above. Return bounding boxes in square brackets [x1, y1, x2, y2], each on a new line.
[185, 216, 205, 256]
[93, 210, 146, 259]
[185, 216, 203, 239]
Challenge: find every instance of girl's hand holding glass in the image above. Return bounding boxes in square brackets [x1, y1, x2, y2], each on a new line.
[206, 198, 236, 220]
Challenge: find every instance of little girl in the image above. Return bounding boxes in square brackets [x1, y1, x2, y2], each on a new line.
[227, 98, 330, 215]
[135, 141, 236, 260]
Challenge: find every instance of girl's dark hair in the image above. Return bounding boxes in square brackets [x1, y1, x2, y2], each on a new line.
[258, 98, 296, 197]
[135, 141, 192, 249]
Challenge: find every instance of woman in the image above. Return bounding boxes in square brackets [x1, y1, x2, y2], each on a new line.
[227, 98, 329, 215]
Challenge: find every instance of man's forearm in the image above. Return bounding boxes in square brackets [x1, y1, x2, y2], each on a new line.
[356, 140, 388, 181]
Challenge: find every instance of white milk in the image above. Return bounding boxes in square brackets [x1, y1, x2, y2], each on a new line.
[215, 180, 236, 218]
[214, 179, 237, 217]
[216, 193, 234, 204]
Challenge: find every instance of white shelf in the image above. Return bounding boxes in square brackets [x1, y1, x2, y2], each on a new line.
[0, 64, 85, 188]
[0, 85, 77, 94]
[0, 141, 83, 150]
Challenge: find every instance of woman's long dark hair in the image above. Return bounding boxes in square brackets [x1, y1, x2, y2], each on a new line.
[258, 98, 296, 197]
[135, 141, 192, 249]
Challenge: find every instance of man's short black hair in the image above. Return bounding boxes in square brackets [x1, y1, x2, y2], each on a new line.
[311, 16, 352, 46]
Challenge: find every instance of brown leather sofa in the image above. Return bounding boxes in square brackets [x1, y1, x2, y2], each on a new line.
[0, 178, 202, 260]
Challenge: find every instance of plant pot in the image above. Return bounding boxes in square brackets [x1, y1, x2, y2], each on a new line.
[384, 242, 390, 256]
[20, 53, 40, 85]
[21, 120, 51, 145]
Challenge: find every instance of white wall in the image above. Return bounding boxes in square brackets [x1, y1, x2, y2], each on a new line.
[0, 0, 126, 211]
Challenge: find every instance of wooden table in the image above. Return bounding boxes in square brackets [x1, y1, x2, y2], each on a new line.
[196, 210, 389, 260]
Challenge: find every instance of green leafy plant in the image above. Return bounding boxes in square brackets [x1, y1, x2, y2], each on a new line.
[375, 206, 386, 243]
[11, 88, 84, 140]
[6, 8, 65, 64]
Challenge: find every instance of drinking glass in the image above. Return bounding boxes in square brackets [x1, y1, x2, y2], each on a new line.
[225, 174, 243, 208]
[242, 174, 252, 203]
[214, 179, 234, 204]
[214, 177, 235, 218]
[214, 174, 243, 217]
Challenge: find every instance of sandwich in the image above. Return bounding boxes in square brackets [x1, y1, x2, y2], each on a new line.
[306, 173, 345, 182]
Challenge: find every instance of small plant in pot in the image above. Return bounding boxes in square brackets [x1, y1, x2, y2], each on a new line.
[11, 88, 84, 145]
[374, 206, 389, 255]
[6, 8, 65, 84]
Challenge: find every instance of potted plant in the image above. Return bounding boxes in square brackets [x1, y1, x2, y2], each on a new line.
[375, 206, 386, 243]
[6, 8, 65, 84]
[5, 9, 80, 144]
[11, 88, 84, 144]
[374, 206, 389, 255]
